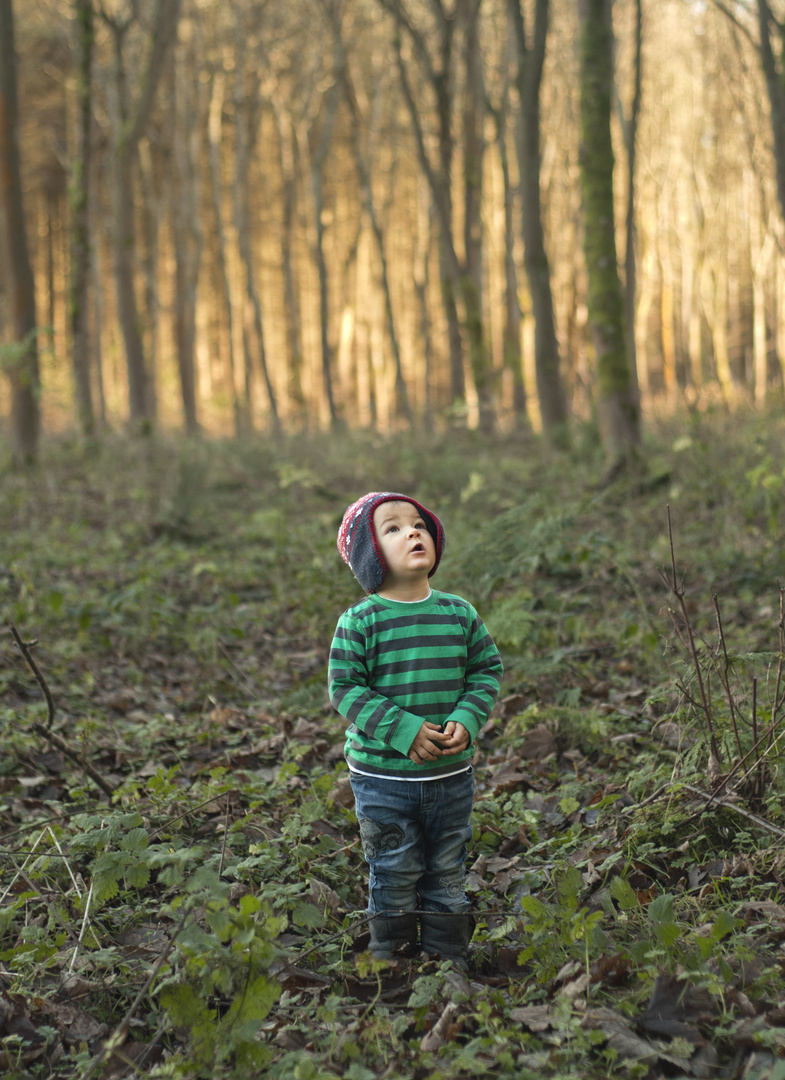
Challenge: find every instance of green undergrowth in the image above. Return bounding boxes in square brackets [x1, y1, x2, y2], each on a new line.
[2, 411, 785, 1077]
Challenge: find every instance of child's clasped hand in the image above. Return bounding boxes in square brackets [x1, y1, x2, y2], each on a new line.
[408, 720, 470, 762]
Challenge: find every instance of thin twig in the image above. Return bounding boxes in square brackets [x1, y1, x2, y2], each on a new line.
[9, 625, 116, 799]
[0, 850, 73, 857]
[47, 825, 84, 898]
[704, 707, 785, 808]
[679, 782, 785, 840]
[9, 625, 55, 729]
[147, 791, 237, 839]
[80, 905, 192, 1080]
[218, 794, 231, 878]
[769, 583, 785, 750]
[69, 881, 95, 976]
[0, 826, 49, 905]
[620, 783, 671, 812]
[218, 640, 260, 698]
[663, 508, 720, 760]
[712, 595, 744, 755]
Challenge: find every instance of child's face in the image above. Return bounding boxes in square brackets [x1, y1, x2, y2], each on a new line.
[373, 501, 436, 587]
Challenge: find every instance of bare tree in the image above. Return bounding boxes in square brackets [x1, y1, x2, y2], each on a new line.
[615, 0, 642, 414]
[232, 10, 279, 432]
[0, 0, 41, 463]
[100, 0, 181, 429]
[270, 94, 306, 423]
[578, 0, 640, 463]
[170, 21, 205, 436]
[207, 64, 243, 434]
[343, 52, 412, 425]
[509, 0, 567, 441]
[756, 0, 785, 222]
[383, 0, 495, 429]
[69, 0, 96, 438]
[487, 23, 526, 423]
[309, 2, 344, 429]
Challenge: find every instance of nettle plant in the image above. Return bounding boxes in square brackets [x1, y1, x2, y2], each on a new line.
[0, 800, 298, 1079]
[155, 874, 284, 1078]
[515, 860, 742, 995]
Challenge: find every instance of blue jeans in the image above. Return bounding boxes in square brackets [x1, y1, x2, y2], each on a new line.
[350, 769, 474, 916]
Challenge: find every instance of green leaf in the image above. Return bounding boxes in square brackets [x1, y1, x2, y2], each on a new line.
[609, 875, 638, 911]
[292, 901, 325, 929]
[647, 893, 674, 924]
[124, 864, 151, 890]
[555, 864, 583, 909]
[520, 894, 550, 921]
[647, 893, 680, 948]
[120, 827, 149, 853]
[90, 851, 128, 903]
[220, 974, 279, 1029]
[160, 982, 214, 1028]
[708, 909, 739, 942]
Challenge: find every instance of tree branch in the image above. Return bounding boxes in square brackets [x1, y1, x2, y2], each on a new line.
[708, 0, 758, 49]
[9, 625, 115, 799]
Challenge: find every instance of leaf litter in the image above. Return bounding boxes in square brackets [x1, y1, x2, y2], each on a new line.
[3, 431, 785, 1077]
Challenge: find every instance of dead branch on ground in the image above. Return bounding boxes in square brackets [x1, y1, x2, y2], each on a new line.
[9, 625, 115, 800]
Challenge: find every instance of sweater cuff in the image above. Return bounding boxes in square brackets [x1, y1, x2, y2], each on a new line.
[446, 709, 481, 745]
[388, 711, 425, 756]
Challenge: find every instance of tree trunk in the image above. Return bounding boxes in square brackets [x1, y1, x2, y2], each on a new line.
[138, 139, 163, 421]
[92, 236, 107, 427]
[388, 0, 481, 420]
[490, 73, 526, 422]
[307, 13, 343, 429]
[414, 177, 435, 423]
[343, 59, 411, 426]
[0, 0, 40, 463]
[272, 101, 306, 424]
[439, 248, 466, 406]
[578, 0, 640, 462]
[112, 148, 149, 424]
[618, 0, 642, 413]
[207, 67, 243, 435]
[752, 230, 774, 406]
[68, 0, 95, 438]
[712, 260, 735, 404]
[233, 29, 279, 432]
[510, 0, 567, 442]
[658, 211, 677, 401]
[461, 0, 494, 431]
[103, 0, 181, 430]
[171, 38, 203, 436]
[757, 0, 785, 225]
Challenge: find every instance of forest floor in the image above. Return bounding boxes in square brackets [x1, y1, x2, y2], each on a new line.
[2, 412, 785, 1079]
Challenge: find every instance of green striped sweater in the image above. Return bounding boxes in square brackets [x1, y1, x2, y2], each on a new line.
[328, 589, 503, 778]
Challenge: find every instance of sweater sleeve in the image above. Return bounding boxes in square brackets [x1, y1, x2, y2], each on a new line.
[443, 606, 503, 743]
[328, 613, 425, 756]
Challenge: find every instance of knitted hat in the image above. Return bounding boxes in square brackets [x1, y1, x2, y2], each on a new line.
[337, 492, 445, 593]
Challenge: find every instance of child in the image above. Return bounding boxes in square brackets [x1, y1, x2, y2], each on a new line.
[328, 492, 503, 966]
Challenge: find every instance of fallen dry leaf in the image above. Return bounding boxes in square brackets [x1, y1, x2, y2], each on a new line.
[519, 724, 558, 762]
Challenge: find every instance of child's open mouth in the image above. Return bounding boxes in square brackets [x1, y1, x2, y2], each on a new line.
[411, 543, 425, 552]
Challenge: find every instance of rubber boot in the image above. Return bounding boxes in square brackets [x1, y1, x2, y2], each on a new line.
[420, 912, 476, 969]
[367, 912, 419, 959]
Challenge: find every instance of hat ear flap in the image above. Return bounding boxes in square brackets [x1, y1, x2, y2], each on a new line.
[337, 492, 390, 592]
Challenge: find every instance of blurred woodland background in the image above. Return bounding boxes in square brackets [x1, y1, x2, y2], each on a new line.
[1, 0, 784, 461]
